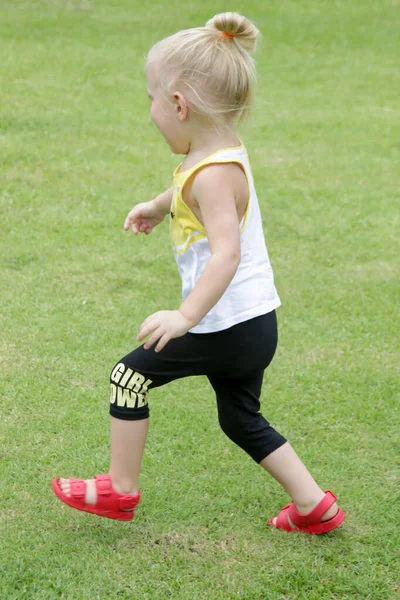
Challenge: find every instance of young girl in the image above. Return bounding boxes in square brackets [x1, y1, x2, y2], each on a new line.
[53, 12, 345, 534]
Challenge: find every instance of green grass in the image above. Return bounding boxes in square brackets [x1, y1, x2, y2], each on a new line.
[1, 1, 399, 598]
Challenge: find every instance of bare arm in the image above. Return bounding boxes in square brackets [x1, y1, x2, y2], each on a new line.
[152, 186, 173, 215]
[137, 165, 242, 351]
[178, 165, 241, 327]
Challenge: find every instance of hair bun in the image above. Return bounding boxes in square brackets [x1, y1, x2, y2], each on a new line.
[206, 12, 259, 53]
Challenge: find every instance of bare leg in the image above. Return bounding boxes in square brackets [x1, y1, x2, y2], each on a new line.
[260, 442, 339, 527]
[59, 417, 148, 504]
[109, 417, 149, 494]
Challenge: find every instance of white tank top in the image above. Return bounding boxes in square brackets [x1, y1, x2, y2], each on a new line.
[170, 144, 281, 334]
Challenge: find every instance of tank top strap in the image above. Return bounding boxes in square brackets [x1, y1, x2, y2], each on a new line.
[173, 144, 248, 188]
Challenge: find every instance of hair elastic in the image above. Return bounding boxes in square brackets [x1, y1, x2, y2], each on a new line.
[221, 31, 234, 39]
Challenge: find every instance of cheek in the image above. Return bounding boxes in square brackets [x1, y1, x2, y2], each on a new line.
[150, 105, 167, 133]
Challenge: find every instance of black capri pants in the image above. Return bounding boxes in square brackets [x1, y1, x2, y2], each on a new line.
[109, 311, 286, 463]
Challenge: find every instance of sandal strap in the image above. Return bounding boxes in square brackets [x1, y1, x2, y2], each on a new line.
[275, 504, 294, 531]
[119, 494, 141, 510]
[69, 478, 86, 499]
[95, 474, 112, 496]
[94, 474, 140, 511]
[289, 490, 337, 527]
[94, 474, 114, 509]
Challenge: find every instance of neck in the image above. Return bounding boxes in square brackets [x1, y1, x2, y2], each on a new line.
[182, 121, 241, 168]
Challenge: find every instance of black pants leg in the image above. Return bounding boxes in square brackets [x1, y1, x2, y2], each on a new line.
[109, 311, 286, 460]
[208, 370, 287, 463]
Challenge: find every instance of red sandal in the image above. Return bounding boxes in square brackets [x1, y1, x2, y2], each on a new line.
[52, 474, 141, 521]
[269, 490, 345, 534]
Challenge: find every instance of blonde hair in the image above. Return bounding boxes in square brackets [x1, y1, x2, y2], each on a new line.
[147, 12, 260, 126]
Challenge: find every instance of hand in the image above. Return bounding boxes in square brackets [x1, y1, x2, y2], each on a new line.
[137, 310, 192, 352]
[124, 201, 166, 235]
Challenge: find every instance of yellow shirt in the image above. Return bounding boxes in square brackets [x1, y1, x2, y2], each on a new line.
[170, 144, 280, 333]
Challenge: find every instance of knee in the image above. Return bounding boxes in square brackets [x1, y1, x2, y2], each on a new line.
[217, 405, 271, 447]
[218, 410, 244, 443]
[109, 361, 153, 420]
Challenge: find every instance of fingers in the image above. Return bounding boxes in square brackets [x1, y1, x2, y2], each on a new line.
[124, 217, 152, 235]
[143, 328, 162, 350]
[143, 328, 170, 352]
[137, 313, 159, 342]
[139, 223, 152, 234]
[154, 332, 170, 353]
[124, 214, 134, 231]
[124, 220, 137, 233]
[124, 208, 141, 234]
[137, 313, 171, 352]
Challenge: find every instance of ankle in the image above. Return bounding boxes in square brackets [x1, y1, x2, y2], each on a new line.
[294, 499, 339, 521]
[109, 475, 139, 496]
[294, 491, 326, 514]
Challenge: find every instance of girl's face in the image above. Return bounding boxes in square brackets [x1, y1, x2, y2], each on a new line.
[146, 63, 190, 155]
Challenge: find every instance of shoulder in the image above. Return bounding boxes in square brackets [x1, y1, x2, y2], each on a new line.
[191, 162, 246, 198]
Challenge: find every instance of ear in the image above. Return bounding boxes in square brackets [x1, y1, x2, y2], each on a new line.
[173, 92, 189, 122]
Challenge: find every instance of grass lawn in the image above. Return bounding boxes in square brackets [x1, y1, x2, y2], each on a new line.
[0, 1, 399, 598]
